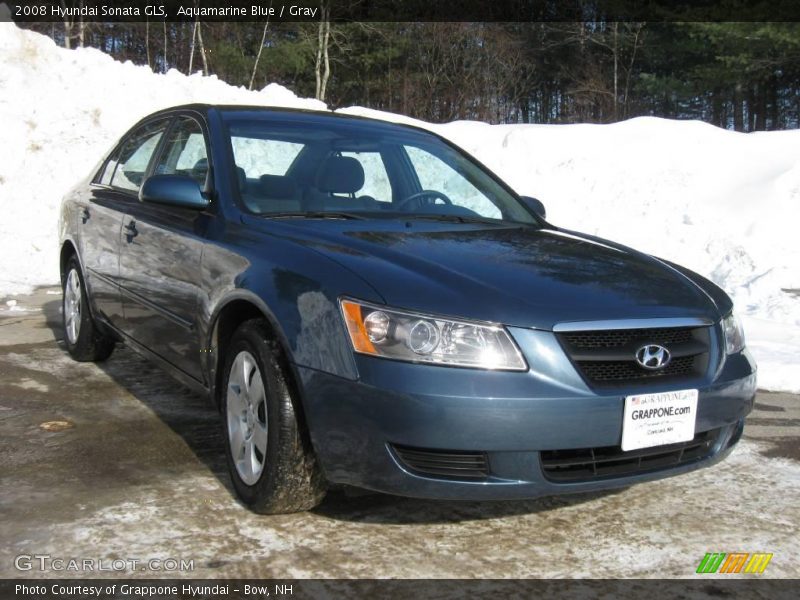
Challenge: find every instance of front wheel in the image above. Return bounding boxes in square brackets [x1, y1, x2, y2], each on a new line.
[62, 256, 115, 362]
[221, 319, 326, 513]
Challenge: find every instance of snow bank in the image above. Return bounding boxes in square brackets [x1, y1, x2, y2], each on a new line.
[0, 22, 797, 392]
[0, 21, 324, 296]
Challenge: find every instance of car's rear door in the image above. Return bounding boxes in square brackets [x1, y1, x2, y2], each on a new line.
[78, 118, 170, 328]
[117, 114, 212, 381]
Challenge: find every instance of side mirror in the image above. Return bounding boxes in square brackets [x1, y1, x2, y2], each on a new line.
[520, 196, 546, 219]
[139, 175, 209, 210]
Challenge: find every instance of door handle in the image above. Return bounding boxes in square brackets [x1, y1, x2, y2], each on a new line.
[81, 208, 90, 224]
[124, 220, 138, 242]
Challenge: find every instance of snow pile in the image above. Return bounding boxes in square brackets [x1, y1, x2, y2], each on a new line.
[0, 20, 324, 294]
[0, 22, 797, 391]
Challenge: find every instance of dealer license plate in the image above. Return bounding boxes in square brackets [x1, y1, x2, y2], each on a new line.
[621, 389, 698, 451]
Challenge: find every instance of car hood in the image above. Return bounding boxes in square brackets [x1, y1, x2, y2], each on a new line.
[264, 219, 724, 330]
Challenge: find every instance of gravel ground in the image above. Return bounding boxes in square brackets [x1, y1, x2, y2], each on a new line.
[1, 287, 798, 580]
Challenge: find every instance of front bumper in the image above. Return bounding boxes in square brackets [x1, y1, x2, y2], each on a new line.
[296, 328, 756, 500]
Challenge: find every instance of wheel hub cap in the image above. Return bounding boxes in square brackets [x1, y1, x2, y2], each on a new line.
[64, 269, 82, 345]
[226, 350, 268, 485]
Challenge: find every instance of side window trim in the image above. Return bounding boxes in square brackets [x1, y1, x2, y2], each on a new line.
[146, 115, 178, 186]
[92, 140, 123, 185]
[96, 116, 172, 197]
[150, 113, 213, 195]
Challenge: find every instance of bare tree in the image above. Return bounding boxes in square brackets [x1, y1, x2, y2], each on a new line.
[622, 23, 644, 118]
[188, 19, 198, 73]
[197, 20, 209, 75]
[145, 18, 152, 69]
[314, 3, 331, 101]
[162, 21, 168, 73]
[58, 0, 87, 49]
[249, 19, 271, 90]
[77, 0, 85, 47]
[59, 0, 73, 49]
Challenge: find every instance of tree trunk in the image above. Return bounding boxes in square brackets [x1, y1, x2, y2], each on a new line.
[402, 62, 408, 115]
[320, 12, 330, 101]
[733, 82, 744, 131]
[188, 20, 197, 73]
[710, 88, 721, 127]
[249, 21, 270, 90]
[63, 21, 72, 49]
[612, 22, 619, 121]
[314, 5, 331, 102]
[768, 75, 779, 129]
[163, 21, 168, 73]
[197, 21, 208, 75]
[146, 19, 151, 70]
[314, 23, 322, 99]
[59, 1, 72, 49]
[78, 0, 85, 47]
[747, 85, 756, 132]
[622, 23, 643, 119]
[755, 82, 766, 131]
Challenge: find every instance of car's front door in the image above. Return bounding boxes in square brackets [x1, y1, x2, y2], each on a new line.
[117, 115, 211, 381]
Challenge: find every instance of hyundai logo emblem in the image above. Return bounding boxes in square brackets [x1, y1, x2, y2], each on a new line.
[635, 344, 671, 370]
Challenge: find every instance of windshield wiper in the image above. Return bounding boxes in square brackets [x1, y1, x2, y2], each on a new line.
[263, 211, 365, 220]
[400, 214, 511, 226]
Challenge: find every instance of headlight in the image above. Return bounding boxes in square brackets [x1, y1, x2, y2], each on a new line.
[340, 299, 527, 371]
[722, 312, 745, 354]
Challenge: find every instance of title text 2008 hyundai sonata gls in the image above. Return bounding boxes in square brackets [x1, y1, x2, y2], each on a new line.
[58, 105, 756, 513]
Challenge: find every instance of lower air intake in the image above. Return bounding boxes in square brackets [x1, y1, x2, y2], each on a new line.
[540, 429, 720, 483]
[392, 444, 489, 480]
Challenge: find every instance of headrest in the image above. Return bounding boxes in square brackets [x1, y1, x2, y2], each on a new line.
[235, 166, 247, 189]
[192, 158, 209, 177]
[316, 156, 365, 194]
[259, 174, 298, 199]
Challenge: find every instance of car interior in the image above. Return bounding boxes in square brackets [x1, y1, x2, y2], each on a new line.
[232, 134, 488, 218]
[238, 154, 384, 214]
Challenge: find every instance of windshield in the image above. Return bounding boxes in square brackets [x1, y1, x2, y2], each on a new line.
[225, 115, 538, 224]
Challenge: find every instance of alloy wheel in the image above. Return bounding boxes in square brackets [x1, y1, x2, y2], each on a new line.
[64, 268, 82, 345]
[226, 350, 269, 485]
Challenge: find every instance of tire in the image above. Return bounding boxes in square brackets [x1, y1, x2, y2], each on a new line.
[221, 319, 326, 513]
[62, 255, 115, 362]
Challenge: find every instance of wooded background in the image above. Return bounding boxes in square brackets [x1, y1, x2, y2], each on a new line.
[21, 17, 800, 130]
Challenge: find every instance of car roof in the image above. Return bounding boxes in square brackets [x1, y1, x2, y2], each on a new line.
[143, 103, 436, 137]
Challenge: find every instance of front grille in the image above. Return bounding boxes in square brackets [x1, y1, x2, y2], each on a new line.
[392, 445, 489, 480]
[564, 327, 694, 350]
[540, 429, 719, 482]
[558, 326, 710, 387]
[579, 355, 696, 382]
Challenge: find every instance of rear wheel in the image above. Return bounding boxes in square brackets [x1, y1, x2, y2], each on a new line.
[221, 319, 326, 513]
[62, 256, 114, 362]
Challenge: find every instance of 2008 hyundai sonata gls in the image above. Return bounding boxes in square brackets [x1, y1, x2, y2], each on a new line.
[59, 105, 756, 513]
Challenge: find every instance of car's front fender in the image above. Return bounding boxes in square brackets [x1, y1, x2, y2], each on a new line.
[200, 221, 385, 386]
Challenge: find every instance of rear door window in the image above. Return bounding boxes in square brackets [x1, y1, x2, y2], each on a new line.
[110, 119, 169, 192]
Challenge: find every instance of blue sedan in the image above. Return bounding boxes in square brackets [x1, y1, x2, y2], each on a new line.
[58, 105, 756, 513]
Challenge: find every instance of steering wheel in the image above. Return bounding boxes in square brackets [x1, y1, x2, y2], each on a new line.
[396, 189, 453, 212]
